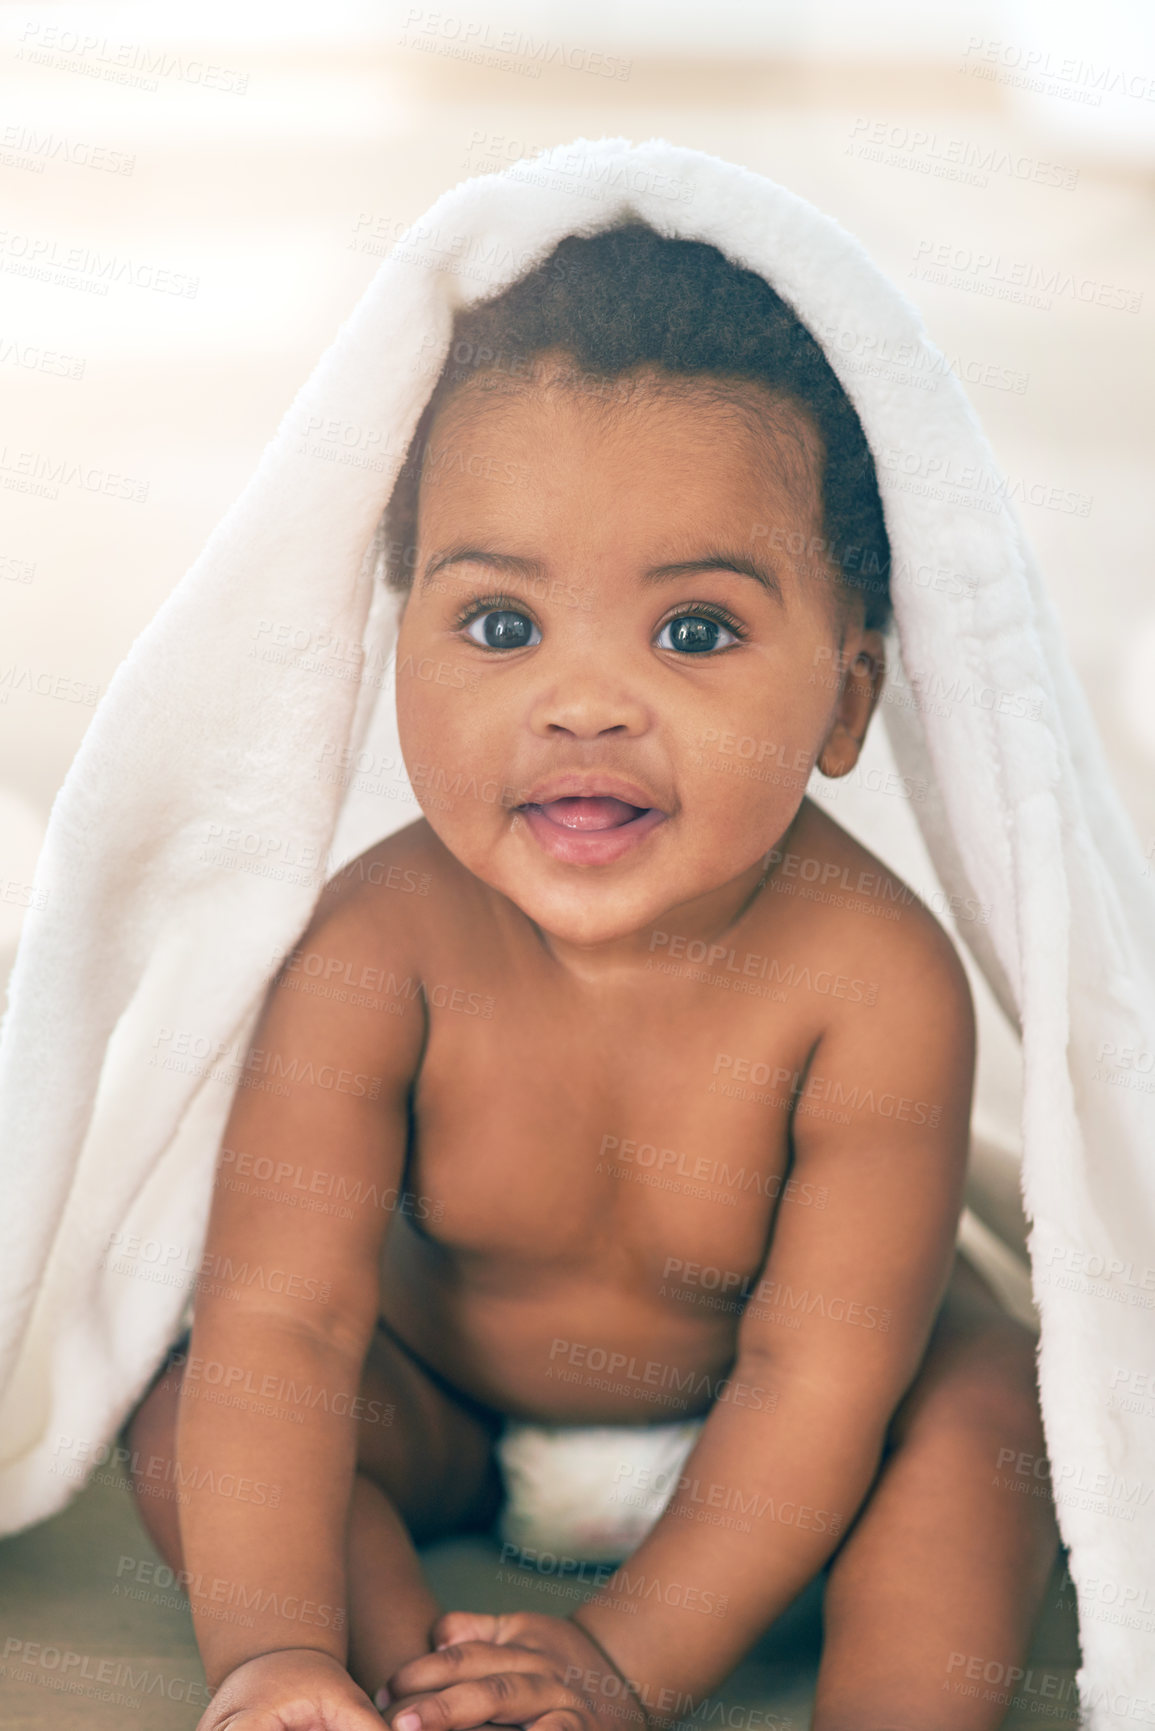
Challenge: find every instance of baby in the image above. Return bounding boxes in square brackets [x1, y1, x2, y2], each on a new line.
[126, 225, 1058, 1731]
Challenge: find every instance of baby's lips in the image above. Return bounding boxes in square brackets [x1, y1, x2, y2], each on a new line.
[535, 795, 645, 831]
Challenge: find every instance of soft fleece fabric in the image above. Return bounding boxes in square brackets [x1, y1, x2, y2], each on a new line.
[1, 138, 1153, 1722]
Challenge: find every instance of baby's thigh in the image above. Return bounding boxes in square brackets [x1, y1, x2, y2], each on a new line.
[353, 1321, 504, 1544]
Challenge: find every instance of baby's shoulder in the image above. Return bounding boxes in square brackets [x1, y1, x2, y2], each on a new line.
[756, 799, 972, 1021]
[305, 818, 479, 964]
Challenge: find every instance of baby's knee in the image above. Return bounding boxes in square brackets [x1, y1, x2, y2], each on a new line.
[960, 1315, 1041, 1420]
[897, 1312, 1043, 1457]
[124, 1350, 184, 1490]
[986, 1331, 1048, 1466]
[120, 1348, 188, 1566]
[953, 1321, 1043, 1451]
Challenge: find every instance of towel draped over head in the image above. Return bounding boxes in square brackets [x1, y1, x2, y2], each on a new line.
[1, 137, 1153, 1721]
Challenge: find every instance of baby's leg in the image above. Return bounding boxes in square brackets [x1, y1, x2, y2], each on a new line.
[811, 1254, 1060, 1731]
[124, 1320, 503, 1702]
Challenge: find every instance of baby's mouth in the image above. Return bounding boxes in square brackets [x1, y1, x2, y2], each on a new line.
[515, 794, 667, 864]
[525, 796, 648, 831]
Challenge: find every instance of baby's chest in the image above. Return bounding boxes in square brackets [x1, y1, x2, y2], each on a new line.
[403, 980, 812, 1276]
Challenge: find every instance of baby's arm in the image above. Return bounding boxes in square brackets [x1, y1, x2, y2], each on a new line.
[569, 914, 976, 1709]
[176, 877, 424, 1719]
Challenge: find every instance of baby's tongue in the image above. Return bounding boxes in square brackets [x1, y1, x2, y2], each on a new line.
[538, 796, 644, 830]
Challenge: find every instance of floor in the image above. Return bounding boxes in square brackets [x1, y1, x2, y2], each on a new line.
[0, 1467, 1080, 1729]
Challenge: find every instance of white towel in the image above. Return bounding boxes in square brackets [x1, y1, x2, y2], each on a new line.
[1, 137, 1152, 1721]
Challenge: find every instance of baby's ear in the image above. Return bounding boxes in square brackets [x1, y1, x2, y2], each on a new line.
[816, 631, 886, 779]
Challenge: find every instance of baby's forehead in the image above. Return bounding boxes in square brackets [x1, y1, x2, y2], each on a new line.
[427, 364, 825, 504]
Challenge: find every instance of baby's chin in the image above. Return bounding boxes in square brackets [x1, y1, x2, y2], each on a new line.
[496, 878, 686, 952]
[474, 838, 716, 954]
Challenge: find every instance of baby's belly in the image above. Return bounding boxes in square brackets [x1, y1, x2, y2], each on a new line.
[377, 1218, 766, 1424]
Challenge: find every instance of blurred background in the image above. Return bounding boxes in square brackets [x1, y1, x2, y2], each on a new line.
[2, 0, 1155, 986]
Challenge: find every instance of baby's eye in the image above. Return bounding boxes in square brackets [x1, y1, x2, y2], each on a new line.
[656, 613, 741, 655]
[463, 609, 541, 650]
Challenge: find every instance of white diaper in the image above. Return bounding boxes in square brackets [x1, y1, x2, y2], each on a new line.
[495, 1419, 704, 1563]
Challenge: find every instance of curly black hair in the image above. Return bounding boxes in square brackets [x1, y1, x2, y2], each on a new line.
[382, 221, 891, 629]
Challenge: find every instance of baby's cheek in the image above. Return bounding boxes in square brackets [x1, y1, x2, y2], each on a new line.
[682, 669, 826, 794]
[396, 655, 472, 757]
[680, 724, 813, 856]
[396, 676, 509, 841]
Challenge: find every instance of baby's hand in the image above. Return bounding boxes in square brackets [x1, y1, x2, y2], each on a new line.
[384, 1611, 648, 1731]
[196, 1647, 384, 1729]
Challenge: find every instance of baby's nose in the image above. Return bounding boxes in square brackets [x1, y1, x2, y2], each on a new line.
[528, 676, 650, 740]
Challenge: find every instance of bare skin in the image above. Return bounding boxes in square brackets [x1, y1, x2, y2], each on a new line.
[126, 362, 1058, 1731]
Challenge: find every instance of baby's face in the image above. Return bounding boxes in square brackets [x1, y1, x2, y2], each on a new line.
[395, 367, 881, 951]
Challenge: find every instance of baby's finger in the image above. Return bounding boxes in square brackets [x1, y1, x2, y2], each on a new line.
[200, 1699, 384, 1731]
[518, 1713, 588, 1731]
[390, 1641, 540, 1701]
[391, 1671, 567, 1731]
[431, 1611, 503, 1650]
